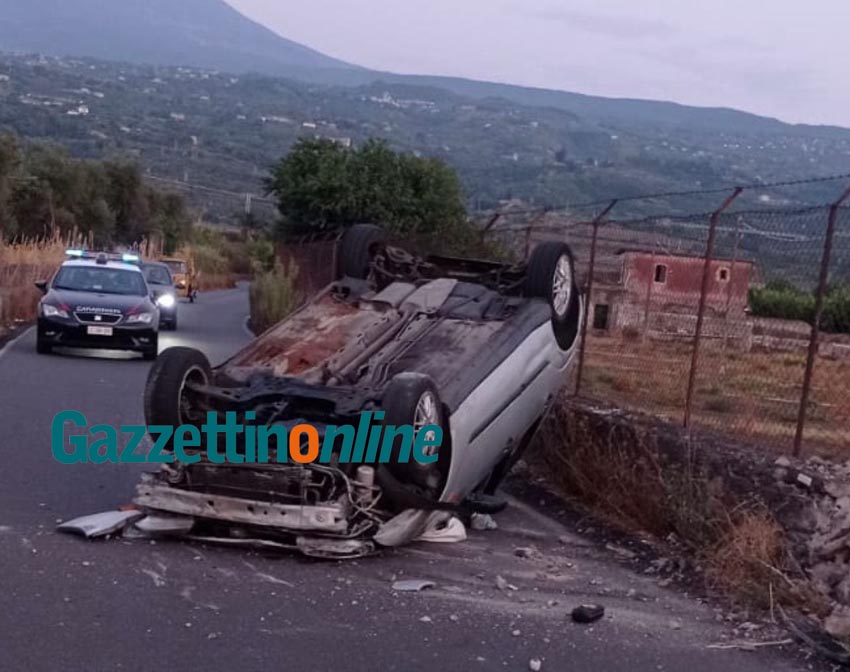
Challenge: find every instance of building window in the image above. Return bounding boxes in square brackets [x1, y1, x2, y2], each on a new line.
[654, 264, 668, 284]
[717, 267, 730, 282]
[593, 304, 610, 330]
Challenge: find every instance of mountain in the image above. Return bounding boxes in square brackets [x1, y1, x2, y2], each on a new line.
[1, 0, 846, 141]
[0, 0, 357, 77]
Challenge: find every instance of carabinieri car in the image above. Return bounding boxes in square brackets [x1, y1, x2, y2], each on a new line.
[36, 250, 160, 359]
[135, 226, 582, 557]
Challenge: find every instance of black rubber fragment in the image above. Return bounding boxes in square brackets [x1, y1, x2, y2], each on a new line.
[571, 604, 605, 624]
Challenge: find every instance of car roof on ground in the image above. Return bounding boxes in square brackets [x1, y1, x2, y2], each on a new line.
[61, 259, 144, 273]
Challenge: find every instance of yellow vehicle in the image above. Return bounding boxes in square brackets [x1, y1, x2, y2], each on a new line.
[160, 256, 198, 302]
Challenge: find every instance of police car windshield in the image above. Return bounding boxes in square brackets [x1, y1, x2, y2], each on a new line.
[144, 266, 172, 285]
[53, 266, 148, 296]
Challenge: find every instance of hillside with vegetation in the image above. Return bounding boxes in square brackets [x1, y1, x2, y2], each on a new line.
[1, 52, 849, 226]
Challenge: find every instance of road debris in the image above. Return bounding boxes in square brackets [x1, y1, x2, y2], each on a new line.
[529, 658, 543, 671]
[392, 579, 436, 592]
[571, 604, 605, 624]
[514, 546, 539, 559]
[57, 510, 143, 538]
[495, 575, 518, 592]
[470, 513, 498, 531]
[134, 514, 195, 535]
[706, 639, 793, 651]
[417, 514, 467, 544]
[605, 543, 637, 560]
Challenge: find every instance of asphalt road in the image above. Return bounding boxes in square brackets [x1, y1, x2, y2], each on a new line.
[0, 285, 817, 671]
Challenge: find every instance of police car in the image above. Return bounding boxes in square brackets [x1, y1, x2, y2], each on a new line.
[35, 250, 160, 359]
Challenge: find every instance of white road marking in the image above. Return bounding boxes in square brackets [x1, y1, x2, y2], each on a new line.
[0, 326, 34, 362]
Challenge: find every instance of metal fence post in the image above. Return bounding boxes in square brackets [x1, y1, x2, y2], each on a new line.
[574, 199, 618, 396]
[792, 186, 850, 456]
[683, 187, 743, 428]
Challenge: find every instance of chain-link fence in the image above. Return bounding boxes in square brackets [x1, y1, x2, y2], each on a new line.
[481, 189, 850, 458]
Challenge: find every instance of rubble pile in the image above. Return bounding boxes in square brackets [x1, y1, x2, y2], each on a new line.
[776, 456, 850, 638]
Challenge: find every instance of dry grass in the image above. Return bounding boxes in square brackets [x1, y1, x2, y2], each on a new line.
[249, 260, 302, 334]
[583, 335, 850, 458]
[536, 398, 826, 614]
[0, 232, 88, 327]
[702, 510, 828, 616]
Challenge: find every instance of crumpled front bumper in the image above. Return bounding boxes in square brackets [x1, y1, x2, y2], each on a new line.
[134, 474, 349, 533]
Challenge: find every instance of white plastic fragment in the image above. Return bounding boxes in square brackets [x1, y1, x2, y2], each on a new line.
[470, 513, 498, 531]
[57, 511, 144, 538]
[417, 513, 467, 543]
[392, 579, 436, 592]
[134, 514, 195, 535]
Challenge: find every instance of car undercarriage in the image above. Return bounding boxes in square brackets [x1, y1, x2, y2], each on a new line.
[130, 226, 582, 557]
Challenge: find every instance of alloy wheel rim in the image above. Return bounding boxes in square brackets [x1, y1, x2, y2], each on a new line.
[413, 391, 440, 457]
[552, 255, 573, 318]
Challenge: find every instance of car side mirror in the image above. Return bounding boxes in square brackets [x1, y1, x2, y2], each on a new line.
[34, 280, 48, 294]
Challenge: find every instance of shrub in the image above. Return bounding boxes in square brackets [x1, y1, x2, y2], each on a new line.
[249, 261, 302, 334]
[750, 282, 850, 335]
[749, 283, 814, 324]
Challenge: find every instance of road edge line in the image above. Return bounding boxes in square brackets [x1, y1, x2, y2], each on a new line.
[0, 325, 34, 362]
[242, 316, 255, 339]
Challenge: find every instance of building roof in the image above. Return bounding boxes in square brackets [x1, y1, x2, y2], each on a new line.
[615, 247, 755, 265]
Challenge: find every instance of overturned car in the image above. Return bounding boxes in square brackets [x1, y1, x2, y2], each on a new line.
[134, 225, 582, 558]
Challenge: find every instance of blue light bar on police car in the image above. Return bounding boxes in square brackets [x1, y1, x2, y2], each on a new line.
[122, 254, 140, 263]
[65, 249, 84, 257]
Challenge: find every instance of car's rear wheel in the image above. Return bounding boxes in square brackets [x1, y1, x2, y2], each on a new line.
[379, 373, 447, 492]
[336, 224, 386, 280]
[144, 346, 212, 428]
[524, 241, 580, 350]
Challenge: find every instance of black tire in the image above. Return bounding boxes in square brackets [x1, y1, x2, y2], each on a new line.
[336, 224, 386, 280]
[380, 373, 447, 491]
[141, 334, 159, 360]
[144, 347, 212, 428]
[524, 241, 580, 350]
[36, 334, 52, 355]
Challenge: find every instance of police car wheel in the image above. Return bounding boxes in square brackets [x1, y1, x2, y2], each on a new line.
[36, 335, 52, 355]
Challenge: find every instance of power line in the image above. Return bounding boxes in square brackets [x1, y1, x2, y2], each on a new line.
[475, 171, 850, 218]
[142, 174, 275, 203]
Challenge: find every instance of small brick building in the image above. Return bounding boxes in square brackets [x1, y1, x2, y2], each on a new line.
[589, 250, 755, 341]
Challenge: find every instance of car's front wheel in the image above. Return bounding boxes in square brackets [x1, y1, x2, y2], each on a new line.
[35, 332, 52, 355]
[144, 346, 212, 427]
[524, 241, 580, 350]
[380, 373, 448, 492]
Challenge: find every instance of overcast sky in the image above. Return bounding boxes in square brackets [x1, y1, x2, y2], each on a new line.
[227, 0, 849, 127]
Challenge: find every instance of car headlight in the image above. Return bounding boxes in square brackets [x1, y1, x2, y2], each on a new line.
[156, 293, 176, 308]
[42, 304, 70, 319]
[126, 312, 154, 324]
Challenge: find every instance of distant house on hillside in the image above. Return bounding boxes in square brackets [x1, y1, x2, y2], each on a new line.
[589, 250, 754, 344]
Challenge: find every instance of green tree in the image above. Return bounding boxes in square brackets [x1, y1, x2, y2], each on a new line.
[0, 134, 21, 238]
[266, 138, 467, 239]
